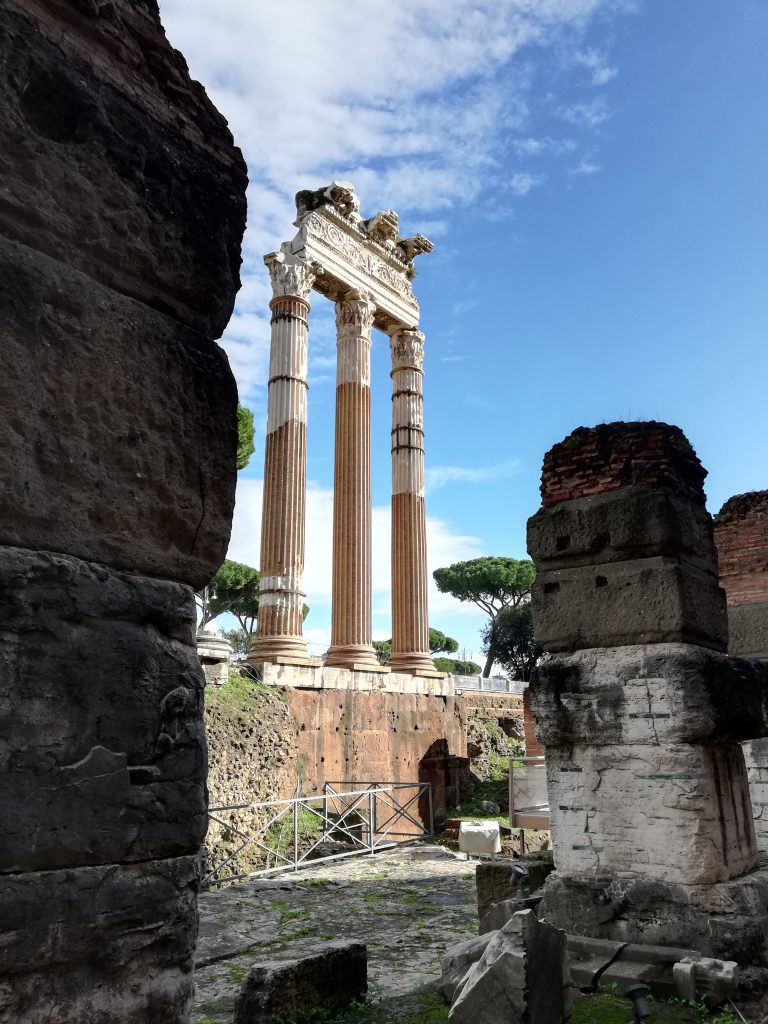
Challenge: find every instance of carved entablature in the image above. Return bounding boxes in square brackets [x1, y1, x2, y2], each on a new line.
[287, 183, 433, 332]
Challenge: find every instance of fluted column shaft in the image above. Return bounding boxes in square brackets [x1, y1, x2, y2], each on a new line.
[389, 329, 435, 674]
[249, 253, 315, 664]
[326, 291, 379, 669]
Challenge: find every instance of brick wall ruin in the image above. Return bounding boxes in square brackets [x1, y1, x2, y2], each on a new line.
[0, 2, 247, 1020]
[527, 422, 768, 972]
[715, 490, 768, 659]
[714, 490, 768, 856]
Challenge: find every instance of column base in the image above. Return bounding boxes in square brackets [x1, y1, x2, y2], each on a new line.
[246, 634, 315, 666]
[390, 652, 443, 677]
[324, 644, 381, 670]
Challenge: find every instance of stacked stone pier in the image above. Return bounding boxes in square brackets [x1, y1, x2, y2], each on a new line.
[714, 491, 768, 854]
[0, 1, 247, 1020]
[527, 422, 768, 974]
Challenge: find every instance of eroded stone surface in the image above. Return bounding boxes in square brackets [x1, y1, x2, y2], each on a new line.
[0, 855, 199, 1024]
[0, 238, 238, 588]
[539, 867, 768, 969]
[0, 546, 207, 872]
[530, 645, 768, 747]
[0, 1, 247, 337]
[532, 558, 727, 653]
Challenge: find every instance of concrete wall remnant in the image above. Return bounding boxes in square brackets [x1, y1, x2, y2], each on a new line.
[527, 423, 768, 972]
[0, 1, 247, 1020]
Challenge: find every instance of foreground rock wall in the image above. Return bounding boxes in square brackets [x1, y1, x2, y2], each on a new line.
[528, 423, 768, 971]
[0, 2, 247, 1020]
[714, 491, 768, 855]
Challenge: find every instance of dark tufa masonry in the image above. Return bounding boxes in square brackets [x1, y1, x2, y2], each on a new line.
[527, 422, 768, 986]
[714, 491, 768, 856]
[0, 1, 247, 1021]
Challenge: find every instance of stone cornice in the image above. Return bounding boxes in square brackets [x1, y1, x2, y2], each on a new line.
[285, 206, 421, 332]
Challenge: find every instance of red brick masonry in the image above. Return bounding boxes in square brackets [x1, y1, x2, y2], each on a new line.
[541, 421, 707, 508]
[714, 490, 768, 605]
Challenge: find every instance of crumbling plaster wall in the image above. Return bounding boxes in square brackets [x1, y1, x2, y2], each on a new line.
[0, 2, 247, 1021]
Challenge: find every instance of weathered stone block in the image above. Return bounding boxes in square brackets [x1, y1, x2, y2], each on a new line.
[449, 911, 570, 1024]
[0, 1, 247, 337]
[528, 485, 717, 572]
[0, 854, 199, 1024]
[544, 741, 756, 884]
[529, 646, 768, 747]
[439, 933, 494, 1003]
[532, 557, 727, 652]
[728, 601, 768, 659]
[0, 238, 237, 587]
[0, 546, 207, 872]
[476, 857, 555, 921]
[539, 866, 768, 968]
[233, 942, 367, 1024]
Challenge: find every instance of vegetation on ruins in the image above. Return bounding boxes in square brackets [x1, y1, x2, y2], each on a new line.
[481, 603, 542, 682]
[236, 403, 255, 471]
[433, 557, 536, 676]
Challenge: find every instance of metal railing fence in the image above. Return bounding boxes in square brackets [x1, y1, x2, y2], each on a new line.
[203, 780, 433, 889]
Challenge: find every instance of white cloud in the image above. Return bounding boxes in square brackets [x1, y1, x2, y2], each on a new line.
[424, 459, 522, 493]
[573, 48, 618, 85]
[570, 158, 603, 175]
[508, 172, 545, 196]
[158, 0, 627, 403]
[557, 96, 611, 129]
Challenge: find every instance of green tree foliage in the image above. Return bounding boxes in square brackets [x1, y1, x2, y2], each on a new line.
[433, 657, 482, 675]
[482, 603, 541, 682]
[236, 404, 256, 471]
[373, 640, 391, 665]
[197, 558, 261, 632]
[433, 556, 535, 677]
[373, 626, 457, 666]
[428, 627, 459, 655]
[223, 627, 252, 657]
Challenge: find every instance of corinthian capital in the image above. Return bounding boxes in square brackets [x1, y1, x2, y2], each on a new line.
[336, 290, 376, 336]
[264, 252, 316, 301]
[390, 329, 425, 371]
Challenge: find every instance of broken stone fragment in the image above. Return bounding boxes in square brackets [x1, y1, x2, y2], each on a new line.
[439, 932, 495, 1003]
[448, 910, 571, 1024]
[233, 942, 367, 1024]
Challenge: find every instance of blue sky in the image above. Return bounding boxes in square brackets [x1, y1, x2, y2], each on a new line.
[161, 0, 768, 663]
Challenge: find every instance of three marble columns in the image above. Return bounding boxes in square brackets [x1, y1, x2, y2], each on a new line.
[249, 252, 435, 674]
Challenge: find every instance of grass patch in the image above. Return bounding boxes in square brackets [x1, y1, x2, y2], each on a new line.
[206, 669, 285, 716]
[571, 992, 739, 1024]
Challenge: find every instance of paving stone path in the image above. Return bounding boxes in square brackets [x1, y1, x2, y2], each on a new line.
[193, 844, 477, 1023]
